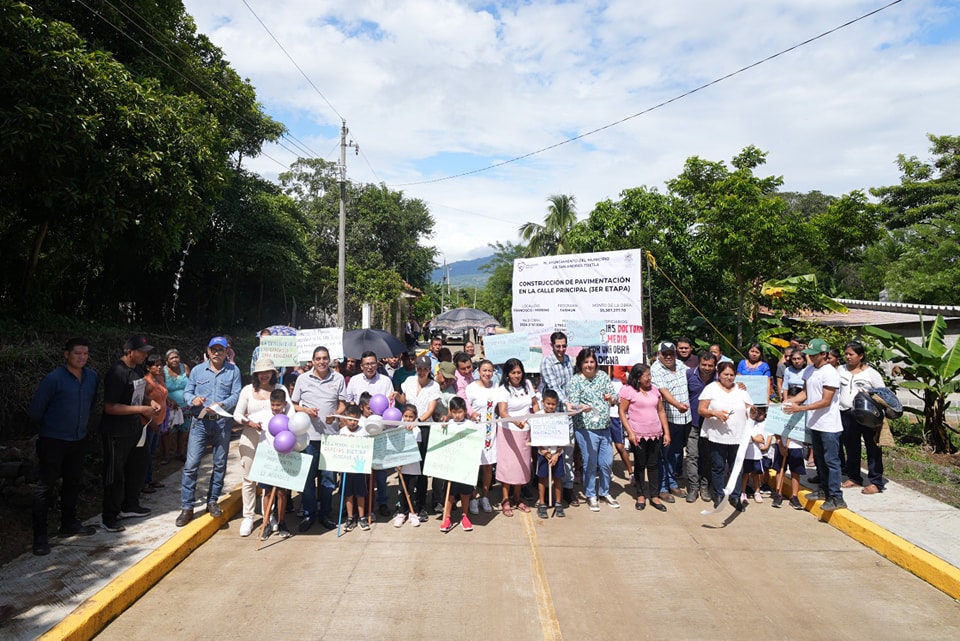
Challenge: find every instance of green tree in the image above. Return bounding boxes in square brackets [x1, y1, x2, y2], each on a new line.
[667, 146, 809, 346]
[476, 242, 524, 329]
[519, 194, 581, 257]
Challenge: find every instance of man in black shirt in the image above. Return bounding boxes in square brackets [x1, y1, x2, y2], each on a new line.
[100, 334, 160, 532]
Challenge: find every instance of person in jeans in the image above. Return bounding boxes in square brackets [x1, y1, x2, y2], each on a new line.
[28, 337, 100, 555]
[567, 348, 618, 512]
[785, 338, 846, 511]
[176, 336, 242, 527]
[650, 341, 691, 502]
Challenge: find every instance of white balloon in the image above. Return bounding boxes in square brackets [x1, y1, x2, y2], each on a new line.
[289, 412, 312, 435]
[365, 415, 384, 436]
[294, 431, 310, 452]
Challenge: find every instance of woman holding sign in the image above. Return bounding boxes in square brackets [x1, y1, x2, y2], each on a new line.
[736, 343, 772, 401]
[567, 348, 618, 512]
[466, 360, 499, 514]
[234, 358, 290, 537]
[699, 361, 755, 512]
[496, 358, 540, 516]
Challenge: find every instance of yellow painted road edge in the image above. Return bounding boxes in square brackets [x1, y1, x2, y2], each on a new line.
[800, 490, 960, 600]
[38, 487, 242, 641]
[521, 513, 563, 641]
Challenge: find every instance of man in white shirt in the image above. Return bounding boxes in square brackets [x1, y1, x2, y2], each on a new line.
[785, 338, 845, 511]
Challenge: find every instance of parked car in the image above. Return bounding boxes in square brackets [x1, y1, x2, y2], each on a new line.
[431, 327, 464, 344]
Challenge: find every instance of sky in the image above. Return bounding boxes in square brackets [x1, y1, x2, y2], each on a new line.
[182, 0, 960, 263]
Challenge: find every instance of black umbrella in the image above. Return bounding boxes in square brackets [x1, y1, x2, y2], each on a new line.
[431, 308, 500, 332]
[342, 329, 406, 359]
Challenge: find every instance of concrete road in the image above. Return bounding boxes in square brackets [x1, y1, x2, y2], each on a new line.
[97, 485, 960, 641]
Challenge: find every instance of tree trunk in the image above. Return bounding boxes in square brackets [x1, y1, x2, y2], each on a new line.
[23, 218, 50, 297]
[925, 389, 953, 453]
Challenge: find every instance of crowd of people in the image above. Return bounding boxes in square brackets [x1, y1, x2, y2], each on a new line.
[27, 328, 890, 553]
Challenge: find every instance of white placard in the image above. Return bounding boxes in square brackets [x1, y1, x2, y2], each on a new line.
[296, 327, 344, 363]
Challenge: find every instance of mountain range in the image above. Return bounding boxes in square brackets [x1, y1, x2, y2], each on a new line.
[430, 255, 494, 289]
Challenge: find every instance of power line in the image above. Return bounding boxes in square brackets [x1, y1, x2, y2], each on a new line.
[392, 0, 905, 188]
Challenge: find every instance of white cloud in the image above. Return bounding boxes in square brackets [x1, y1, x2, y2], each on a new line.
[185, 0, 960, 262]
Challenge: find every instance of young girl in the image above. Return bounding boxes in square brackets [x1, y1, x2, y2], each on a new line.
[440, 397, 476, 533]
[339, 404, 370, 532]
[465, 359, 499, 514]
[393, 404, 422, 528]
[741, 407, 773, 504]
[257, 389, 295, 540]
[535, 390, 565, 518]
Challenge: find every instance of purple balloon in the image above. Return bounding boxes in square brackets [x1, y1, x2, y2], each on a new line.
[268, 414, 290, 436]
[383, 406, 403, 422]
[273, 429, 296, 454]
[369, 394, 390, 416]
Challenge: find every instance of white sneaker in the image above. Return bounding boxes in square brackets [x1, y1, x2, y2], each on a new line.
[480, 497, 493, 513]
[468, 498, 479, 514]
[393, 513, 407, 528]
[587, 497, 600, 512]
[409, 514, 420, 527]
[269, 515, 278, 533]
[601, 495, 620, 509]
[754, 491, 763, 504]
[239, 517, 255, 537]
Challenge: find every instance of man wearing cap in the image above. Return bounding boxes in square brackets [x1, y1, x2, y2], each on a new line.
[176, 336, 242, 527]
[650, 341, 692, 502]
[292, 345, 347, 531]
[685, 350, 718, 502]
[785, 338, 846, 510]
[101, 334, 161, 532]
[28, 338, 100, 554]
[346, 350, 396, 517]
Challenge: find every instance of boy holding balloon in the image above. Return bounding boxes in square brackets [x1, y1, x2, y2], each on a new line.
[257, 389, 297, 539]
[339, 404, 371, 531]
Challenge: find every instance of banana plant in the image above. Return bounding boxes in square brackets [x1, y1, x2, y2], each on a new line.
[864, 315, 960, 453]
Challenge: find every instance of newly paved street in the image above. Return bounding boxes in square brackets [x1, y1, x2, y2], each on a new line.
[97, 480, 960, 641]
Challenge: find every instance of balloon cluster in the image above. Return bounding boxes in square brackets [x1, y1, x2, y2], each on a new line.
[367, 394, 402, 435]
[269, 411, 313, 453]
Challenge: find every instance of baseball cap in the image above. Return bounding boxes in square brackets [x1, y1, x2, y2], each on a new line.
[659, 341, 677, 353]
[123, 334, 153, 353]
[208, 336, 229, 349]
[437, 362, 456, 379]
[801, 338, 830, 355]
[415, 355, 432, 370]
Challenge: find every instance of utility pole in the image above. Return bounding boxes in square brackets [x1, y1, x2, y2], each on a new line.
[337, 120, 357, 328]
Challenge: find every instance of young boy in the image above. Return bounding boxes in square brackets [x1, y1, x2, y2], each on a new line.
[339, 404, 370, 531]
[358, 392, 390, 517]
[741, 407, 773, 504]
[393, 404, 423, 527]
[772, 426, 807, 510]
[259, 388, 294, 540]
[535, 389, 565, 518]
[440, 397, 476, 533]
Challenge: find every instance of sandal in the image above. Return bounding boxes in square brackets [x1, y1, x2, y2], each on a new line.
[569, 496, 580, 507]
[501, 500, 514, 517]
[516, 501, 530, 513]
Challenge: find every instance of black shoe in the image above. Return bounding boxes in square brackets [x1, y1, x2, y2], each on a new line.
[821, 497, 848, 511]
[175, 509, 194, 527]
[418, 509, 429, 523]
[554, 503, 565, 518]
[536, 503, 548, 519]
[321, 519, 338, 530]
[260, 524, 272, 541]
[377, 504, 390, 517]
[772, 494, 783, 509]
[59, 521, 97, 537]
[730, 496, 746, 512]
[713, 491, 724, 510]
[685, 489, 698, 503]
[634, 500, 646, 511]
[805, 489, 826, 501]
[207, 502, 222, 518]
[119, 505, 151, 519]
[277, 522, 292, 538]
[103, 518, 127, 532]
[33, 541, 51, 556]
[359, 516, 371, 531]
[298, 517, 315, 533]
[651, 500, 668, 513]
[344, 517, 357, 532]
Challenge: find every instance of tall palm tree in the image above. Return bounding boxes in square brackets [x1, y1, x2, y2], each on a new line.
[518, 194, 579, 257]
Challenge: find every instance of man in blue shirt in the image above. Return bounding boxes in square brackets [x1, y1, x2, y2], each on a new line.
[176, 336, 242, 527]
[685, 351, 717, 503]
[28, 338, 100, 555]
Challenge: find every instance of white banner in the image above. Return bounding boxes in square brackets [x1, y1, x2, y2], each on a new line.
[512, 249, 645, 366]
[296, 327, 344, 363]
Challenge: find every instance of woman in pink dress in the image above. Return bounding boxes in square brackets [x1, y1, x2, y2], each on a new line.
[496, 358, 540, 516]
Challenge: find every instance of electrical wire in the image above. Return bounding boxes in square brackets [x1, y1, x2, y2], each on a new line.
[392, 0, 905, 188]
